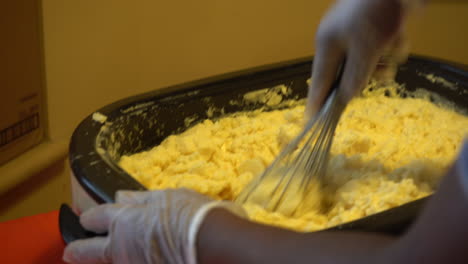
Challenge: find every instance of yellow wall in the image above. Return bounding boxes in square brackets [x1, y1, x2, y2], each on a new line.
[42, 0, 468, 142]
[42, 0, 329, 141]
[0, 159, 70, 221]
[408, 2, 468, 63]
[1, 0, 468, 221]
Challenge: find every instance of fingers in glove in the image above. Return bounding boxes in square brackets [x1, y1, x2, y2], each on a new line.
[306, 33, 344, 119]
[340, 45, 380, 102]
[388, 33, 409, 64]
[80, 204, 127, 233]
[116, 188, 211, 205]
[374, 33, 409, 83]
[116, 190, 164, 204]
[63, 237, 111, 264]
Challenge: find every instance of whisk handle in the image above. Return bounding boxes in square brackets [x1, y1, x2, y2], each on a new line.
[324, 58, 346, 101]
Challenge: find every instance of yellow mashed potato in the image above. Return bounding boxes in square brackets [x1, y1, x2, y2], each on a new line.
[119, 87, 468, 232]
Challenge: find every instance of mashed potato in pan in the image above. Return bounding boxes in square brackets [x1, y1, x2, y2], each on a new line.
[119, 86, 468, 232]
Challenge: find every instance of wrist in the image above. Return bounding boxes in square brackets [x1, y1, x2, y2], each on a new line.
[190, 202, 247, 264]
[196, 208, 242, 264]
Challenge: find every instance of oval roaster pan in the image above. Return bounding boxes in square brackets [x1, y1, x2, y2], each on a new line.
[60, 55, 468, 244]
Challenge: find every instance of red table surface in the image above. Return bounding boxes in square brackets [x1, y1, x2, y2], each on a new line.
[1, 210, 67, 264]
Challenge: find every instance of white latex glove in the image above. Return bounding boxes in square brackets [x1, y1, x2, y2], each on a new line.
[63, 188, 246, 264]
[306, 0, 423, 117]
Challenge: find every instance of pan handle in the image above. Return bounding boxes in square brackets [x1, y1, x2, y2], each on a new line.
[59, 204, 106, 244]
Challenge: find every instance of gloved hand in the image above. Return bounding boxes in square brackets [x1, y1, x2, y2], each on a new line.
[306, 0, 424, 118]
[63, 188, 247, 264]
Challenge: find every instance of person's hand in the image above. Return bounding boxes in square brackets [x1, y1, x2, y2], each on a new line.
[63, 189, 246, 264]
[306, 0, 422, 118]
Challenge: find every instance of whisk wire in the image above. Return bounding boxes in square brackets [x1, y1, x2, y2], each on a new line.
[236, 61, 347, 215]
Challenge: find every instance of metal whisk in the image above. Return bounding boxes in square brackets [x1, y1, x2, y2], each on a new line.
[236, 62, 347, 216]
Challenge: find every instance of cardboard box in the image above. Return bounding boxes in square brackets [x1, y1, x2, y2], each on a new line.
[0, 0, 45, 165]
